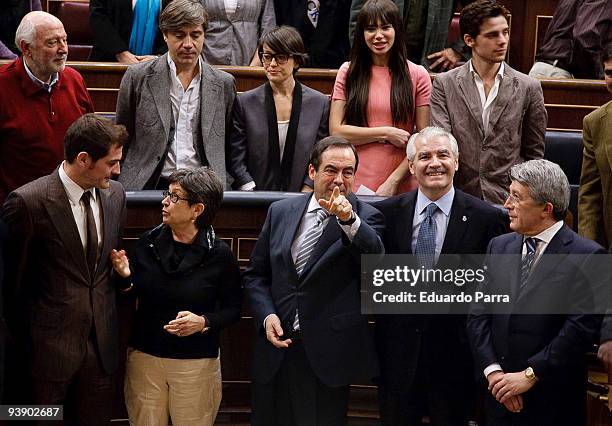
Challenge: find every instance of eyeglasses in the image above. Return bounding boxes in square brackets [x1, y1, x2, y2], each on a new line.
[260, 52, 291, 65]
[162, 190, 191, 204]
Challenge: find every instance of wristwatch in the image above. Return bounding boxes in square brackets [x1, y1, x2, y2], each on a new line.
[338, 211, 356, 225]
[524, 366, 537, 381]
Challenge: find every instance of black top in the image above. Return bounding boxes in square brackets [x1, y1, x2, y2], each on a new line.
[273, 0, 351, 68]
[129, 224, 241, 359]
[88, 0, 169, 61]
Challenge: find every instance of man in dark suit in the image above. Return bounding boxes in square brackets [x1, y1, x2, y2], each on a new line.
[1, 114, 128, 425]
[467, 159, 605, 426]
[374, 126, 508, 426]
[244, 136, 385, 425]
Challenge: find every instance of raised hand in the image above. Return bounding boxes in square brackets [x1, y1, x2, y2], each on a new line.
[318, 186, 353, 222]
[110, 249, 131, 278]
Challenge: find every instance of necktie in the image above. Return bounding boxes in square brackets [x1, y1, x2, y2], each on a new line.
[295, 208, 329, 276]
[307, 0, 320, 28]
[415, 203, 438, 268]
[293, 208, 329, 331]
[520, 237, 538, 289]
[81, 191, 99, 278]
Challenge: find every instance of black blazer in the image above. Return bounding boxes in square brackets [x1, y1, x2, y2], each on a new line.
[373, 189, 508, 391]
[467, 226, 604, 426]
[228, 83, 329, 191]
[89, 0, 169, 61]
[244, 193, 385, 387]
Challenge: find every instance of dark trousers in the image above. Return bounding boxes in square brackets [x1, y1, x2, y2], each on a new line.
[32, 336, 113, 426]
[378, 333, 472, 426]
[251, 340, 349, 426]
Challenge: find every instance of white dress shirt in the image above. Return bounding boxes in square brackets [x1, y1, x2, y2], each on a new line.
[469, 60, 504, 134]
[162, 55, 203, 178]
[58, 162, 102, 254]
[483, 220, 565, 378]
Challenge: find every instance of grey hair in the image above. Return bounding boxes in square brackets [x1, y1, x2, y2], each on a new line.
[15, 11, 62, 52]
[159, 0, 208, 33]
[406, 126, 459, 161]
[509, 159, 570, 221]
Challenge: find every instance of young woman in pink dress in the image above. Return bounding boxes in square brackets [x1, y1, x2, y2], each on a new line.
[330, 0, 431, 196]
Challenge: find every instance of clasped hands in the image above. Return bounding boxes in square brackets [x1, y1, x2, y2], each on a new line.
[487, 370, 536, 414]
[110, 249, 205, 337]
[319, 186, 353, 222]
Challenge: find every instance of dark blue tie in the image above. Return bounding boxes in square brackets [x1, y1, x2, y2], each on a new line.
[520, 237, 538, 289]
[415, 203, 438, 268]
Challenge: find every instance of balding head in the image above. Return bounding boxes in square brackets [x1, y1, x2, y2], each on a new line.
[15, 11, 67, 83]
[15, 11, 64, 50]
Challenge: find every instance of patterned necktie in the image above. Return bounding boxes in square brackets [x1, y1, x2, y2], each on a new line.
[294, 208, 329, 276]
[520, 237, 538, 289]
[415, 203, 438, 268]
[81, 191, 99, 278]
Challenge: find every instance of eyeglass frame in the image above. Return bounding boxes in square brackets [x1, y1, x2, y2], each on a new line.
[162, 189, 192, 204]
[259, 52, 293, 65]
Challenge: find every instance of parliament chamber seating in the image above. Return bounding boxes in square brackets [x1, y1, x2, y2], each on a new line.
[55, 1, 93, 61]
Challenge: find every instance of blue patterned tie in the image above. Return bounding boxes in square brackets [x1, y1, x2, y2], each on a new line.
[415, 203, 438, 268]
[520, 237, 538, 289]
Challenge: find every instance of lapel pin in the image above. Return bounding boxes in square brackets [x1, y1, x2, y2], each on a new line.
[462, 215, 467, 222]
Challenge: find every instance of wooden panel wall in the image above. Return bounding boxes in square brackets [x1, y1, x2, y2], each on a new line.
[63, 62, 611, 132]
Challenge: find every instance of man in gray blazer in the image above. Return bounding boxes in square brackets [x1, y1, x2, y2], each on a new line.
[1, 114, 128, 425]
[431, 0, 547, 205]
[115, 0, 235, 190]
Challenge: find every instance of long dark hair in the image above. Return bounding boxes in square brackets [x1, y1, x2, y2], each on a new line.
[345, 0, 413, 127]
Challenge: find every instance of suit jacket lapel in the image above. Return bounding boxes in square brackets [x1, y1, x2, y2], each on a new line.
[398, 192, 417, 253]
[516, 226, 571, 303]
[282, 194, 311, 277]
[602, 103, 612, 172]
[441, 191, 469, 254]
[97, 187, 115, 279]
[457, 67, 485, 139]
[485, 66, 515, 140]
[146, 56, 172, 137]
[43, 171, 89, 282]
[503, 233, 523, 301]
[199, 63, 222, 145]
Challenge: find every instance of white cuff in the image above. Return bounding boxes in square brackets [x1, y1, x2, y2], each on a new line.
[239, 181, 256, 191]
[337, 214, 361, 241]
[484, 363, 503, 378]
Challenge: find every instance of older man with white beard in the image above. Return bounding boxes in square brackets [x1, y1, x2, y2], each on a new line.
[0, 11, 94, 204]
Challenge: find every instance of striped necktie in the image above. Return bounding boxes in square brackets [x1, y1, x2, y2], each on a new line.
[520, 237, 538, 289]
[295, 208, 330, 276]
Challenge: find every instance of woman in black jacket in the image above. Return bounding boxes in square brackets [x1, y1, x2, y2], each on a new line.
[111, 167, 241, 426]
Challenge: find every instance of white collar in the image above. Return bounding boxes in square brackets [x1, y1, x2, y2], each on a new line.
[469, 59, 505, 82]
[526, 220, 564, 244]
[416, 186, 455, 217]
[58, 161, 97, 206]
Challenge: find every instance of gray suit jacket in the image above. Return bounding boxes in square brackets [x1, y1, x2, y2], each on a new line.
[228, 83, 329, 191]
[1, 170, 126, 381]
[431, 62, 547, 204]
[115, 54, 236, 189]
